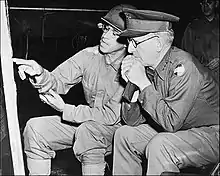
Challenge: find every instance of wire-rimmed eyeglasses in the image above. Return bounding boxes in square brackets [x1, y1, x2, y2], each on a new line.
[128, 35, 159, 48]
[98, 23, 121, 37]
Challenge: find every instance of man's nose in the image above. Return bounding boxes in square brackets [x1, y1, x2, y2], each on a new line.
[102, 29, 112, 38]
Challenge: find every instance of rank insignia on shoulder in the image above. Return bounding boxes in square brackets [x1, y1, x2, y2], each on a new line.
[174, 64, 185, 76]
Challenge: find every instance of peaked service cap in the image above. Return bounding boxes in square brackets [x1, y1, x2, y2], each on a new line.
[120, 8, 180, 37]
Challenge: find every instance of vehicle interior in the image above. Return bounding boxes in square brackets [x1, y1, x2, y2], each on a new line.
[1, 0, 218, 175]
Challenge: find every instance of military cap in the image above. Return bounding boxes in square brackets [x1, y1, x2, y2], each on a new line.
[120, 8, 180, 37]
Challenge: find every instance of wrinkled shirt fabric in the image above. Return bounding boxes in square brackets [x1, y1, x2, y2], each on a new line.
[138, 46, 219, 132]
[31, 46, 124, 125]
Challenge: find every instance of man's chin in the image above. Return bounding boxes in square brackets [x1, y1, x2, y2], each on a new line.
[99, 45, 109, 54]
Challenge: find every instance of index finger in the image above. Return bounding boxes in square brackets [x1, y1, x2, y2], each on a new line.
[48, 89, 57, 97]
[13, 58, 33, 66]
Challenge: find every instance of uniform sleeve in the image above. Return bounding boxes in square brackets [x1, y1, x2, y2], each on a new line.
[62, 86, 124, 125]
[181, 24, 195, 55]
[30, 49, 89, 94]
[138, 61, 201, 132]
[30, 47, 123, 125]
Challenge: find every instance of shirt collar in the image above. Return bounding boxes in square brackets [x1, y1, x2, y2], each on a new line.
[107, 52, 126, 72]
[111, 58, 123, 71]
[202, 13, 219, 23]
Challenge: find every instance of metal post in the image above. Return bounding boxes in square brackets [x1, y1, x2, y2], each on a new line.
[0, 0, 25, 175]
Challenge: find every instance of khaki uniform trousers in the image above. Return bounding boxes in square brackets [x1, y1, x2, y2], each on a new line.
[113, 124, 219, 175]
[23, 115, 121, 175]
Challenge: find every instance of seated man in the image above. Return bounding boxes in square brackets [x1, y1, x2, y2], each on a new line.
[13, 4, 137, 175]
[113, 8, 219, 175]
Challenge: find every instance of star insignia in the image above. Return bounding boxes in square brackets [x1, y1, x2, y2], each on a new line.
[174, 64, 185, 76]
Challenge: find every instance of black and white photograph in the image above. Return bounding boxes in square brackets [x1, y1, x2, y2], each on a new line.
[1, 0, 219, 175]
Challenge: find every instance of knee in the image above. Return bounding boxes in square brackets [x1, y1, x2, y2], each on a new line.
[23, 117, 47, 144]
[114, 125, 136, 146]
[23, 118, 40, 138]
[146, 133, 172, 155]
[74, 121, 103, 152]
[23, 117, 56, 159]
[73, 121, 106, 162]
[75, 121, 100, 140]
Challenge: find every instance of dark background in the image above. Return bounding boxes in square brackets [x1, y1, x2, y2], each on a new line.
[3, 0, 204, 175]
[8, 0, 203, 49]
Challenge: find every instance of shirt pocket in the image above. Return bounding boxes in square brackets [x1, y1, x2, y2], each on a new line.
[82, 80, 96, 106]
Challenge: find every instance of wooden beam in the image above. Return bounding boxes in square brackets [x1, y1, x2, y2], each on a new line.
[0, 0, 25, 175]
[10, 7, 108, 12]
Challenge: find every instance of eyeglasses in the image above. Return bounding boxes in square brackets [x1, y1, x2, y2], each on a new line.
[200, 0, 215, 6]
[128, 36, 159, 48]
[98, 23, 121, 37]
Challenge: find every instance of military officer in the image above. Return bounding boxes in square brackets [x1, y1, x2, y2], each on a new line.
[113, 8, 219, 175]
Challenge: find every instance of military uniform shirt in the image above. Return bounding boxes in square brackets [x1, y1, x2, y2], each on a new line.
[30, 46, 124, 125]
[138, 46, 219, 132]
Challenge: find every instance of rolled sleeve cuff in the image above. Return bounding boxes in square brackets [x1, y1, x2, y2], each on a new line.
[29, 69, 50, 89]
[62, 104, 76, 122]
